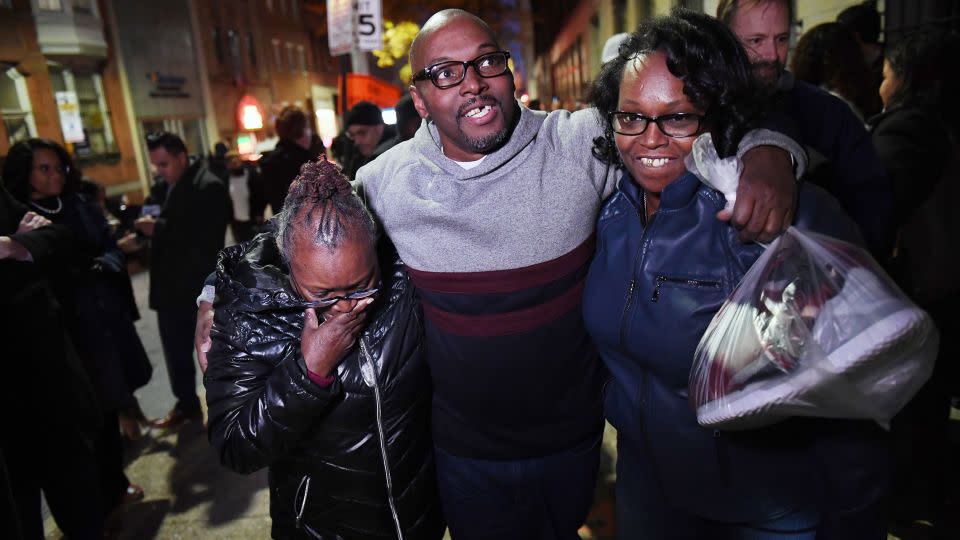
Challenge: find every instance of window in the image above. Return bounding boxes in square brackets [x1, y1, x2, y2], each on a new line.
[247, 33, 257, 67]
[213, 27, 225, 64]
[228, 30, 242, 68]
[272, 39, 282, 70]
[297, 45, 306, 73]
[0, 0, 13, 9]
[71, 0, 94, 15]
[265, 0, 273, 12]
[286, 42, 296, 73]
[48, 65, 116, 157]
[280, 0, 287, 16]
[0, 68, 37, 146]
[38, 0, 62, 10]
[291, 0, 299, 21]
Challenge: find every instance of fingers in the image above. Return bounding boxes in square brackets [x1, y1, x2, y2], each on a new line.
[195, 303, 215, 373]
[728, 191, 755, 232]
[758, 208, 791, 244]
[304, 307, 319, 329]
[17, 211, 52, 233]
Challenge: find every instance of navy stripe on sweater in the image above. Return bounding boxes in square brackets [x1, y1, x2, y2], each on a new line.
[405, 235, 604, 459]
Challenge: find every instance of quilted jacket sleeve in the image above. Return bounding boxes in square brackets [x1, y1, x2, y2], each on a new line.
[204, 316, 343, 474]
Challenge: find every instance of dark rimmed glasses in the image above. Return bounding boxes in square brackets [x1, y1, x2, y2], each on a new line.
[297, 285, 380, 309]
[608, 111, 704, 138]
[287, 271, 381, 309]
[412, 51, 511, 89]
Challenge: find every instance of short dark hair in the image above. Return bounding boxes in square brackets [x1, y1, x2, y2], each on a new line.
[716, 0, 793, 28]
[275, 158, 377, 265]
[345, 101, 384, 128]
[275, 106, 308, 141]
[791, 22, 872, 115]
[145, 131, 188, 155]
[2, 138, 81, 203]
[589, 8, 761, 165]
[837, 2, 881, 45]
[885, 31, 960, 123]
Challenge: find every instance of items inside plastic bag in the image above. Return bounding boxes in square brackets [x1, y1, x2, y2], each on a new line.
[689, 227, 937, 430]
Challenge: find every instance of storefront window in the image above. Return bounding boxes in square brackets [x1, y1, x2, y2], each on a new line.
[0, 67, 37, 146]
[38, 0, 62, 11]
[48, 65, 117, 158]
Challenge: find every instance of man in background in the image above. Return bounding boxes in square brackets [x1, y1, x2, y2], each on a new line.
[393, 94, 421, 143]
[719, 0, 894, 259]
[135, 132, 228, 429]
[341, 101, 397, 179]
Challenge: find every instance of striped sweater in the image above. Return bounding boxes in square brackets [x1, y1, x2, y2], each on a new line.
[357, 105, 614, 459]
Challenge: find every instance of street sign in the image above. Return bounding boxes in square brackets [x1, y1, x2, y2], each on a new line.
[355, 0, 382, 52]
[327, 0, 353, 56]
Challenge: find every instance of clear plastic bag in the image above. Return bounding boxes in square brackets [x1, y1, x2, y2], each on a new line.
[689, 227, 938, 430]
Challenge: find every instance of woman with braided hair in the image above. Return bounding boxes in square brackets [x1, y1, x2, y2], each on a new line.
[203, 158, 443, 539]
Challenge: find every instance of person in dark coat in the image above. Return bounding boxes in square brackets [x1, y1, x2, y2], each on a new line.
[135, 132, 229, 429]
[204, 159, 443, 539]
[0, 184, 104, 539]
[259, 106, 320, 215]
[718, 0, 894, 259]
[869, 30, 960, 529]
[3, 139, 153, 514]
[340, 101, 398, 180]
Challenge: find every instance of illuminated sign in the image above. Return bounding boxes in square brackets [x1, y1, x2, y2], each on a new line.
[237, 95, 265, 131]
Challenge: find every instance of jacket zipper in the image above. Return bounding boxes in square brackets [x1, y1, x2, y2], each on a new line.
[359, 338, 405, 540]
[650, 275, 722, 302]
[294, 474, 311, 529]
[618, 191, 651, 347]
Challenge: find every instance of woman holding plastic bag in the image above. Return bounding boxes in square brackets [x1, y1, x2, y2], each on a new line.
[582, 9, 931, 539]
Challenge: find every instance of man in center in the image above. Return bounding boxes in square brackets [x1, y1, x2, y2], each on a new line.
[355, 9, 804, 538]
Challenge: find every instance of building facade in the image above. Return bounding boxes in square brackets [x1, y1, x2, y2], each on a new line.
[194, 0, 339, 152]
[1, 0, 143, 198]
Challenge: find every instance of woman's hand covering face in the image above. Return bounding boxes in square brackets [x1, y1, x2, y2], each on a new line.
[301, 298, 375, 376]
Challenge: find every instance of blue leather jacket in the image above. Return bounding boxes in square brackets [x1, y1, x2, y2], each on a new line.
[584, 171, 885, 522]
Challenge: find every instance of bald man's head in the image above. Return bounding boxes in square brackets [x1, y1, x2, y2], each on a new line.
[409, 9, 499, 71]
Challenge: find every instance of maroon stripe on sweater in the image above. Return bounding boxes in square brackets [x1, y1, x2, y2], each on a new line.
[406, 234, 596, 294]
[420, 279, 585, 336]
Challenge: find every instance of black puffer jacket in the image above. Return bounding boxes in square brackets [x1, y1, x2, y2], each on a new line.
[204, 234, 443, 539]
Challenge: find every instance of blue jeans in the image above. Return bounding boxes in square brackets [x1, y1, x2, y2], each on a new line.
[434, 435, 601, 540]
[616, 436, 819, 540]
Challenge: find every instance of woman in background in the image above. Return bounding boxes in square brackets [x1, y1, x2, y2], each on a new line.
[869, 30, 960, 530]
[3, 139, 152, 516]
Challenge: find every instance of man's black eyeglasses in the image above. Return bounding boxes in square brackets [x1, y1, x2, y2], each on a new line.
[412, 51, 511, 89]
[608, 111, 704, 138]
